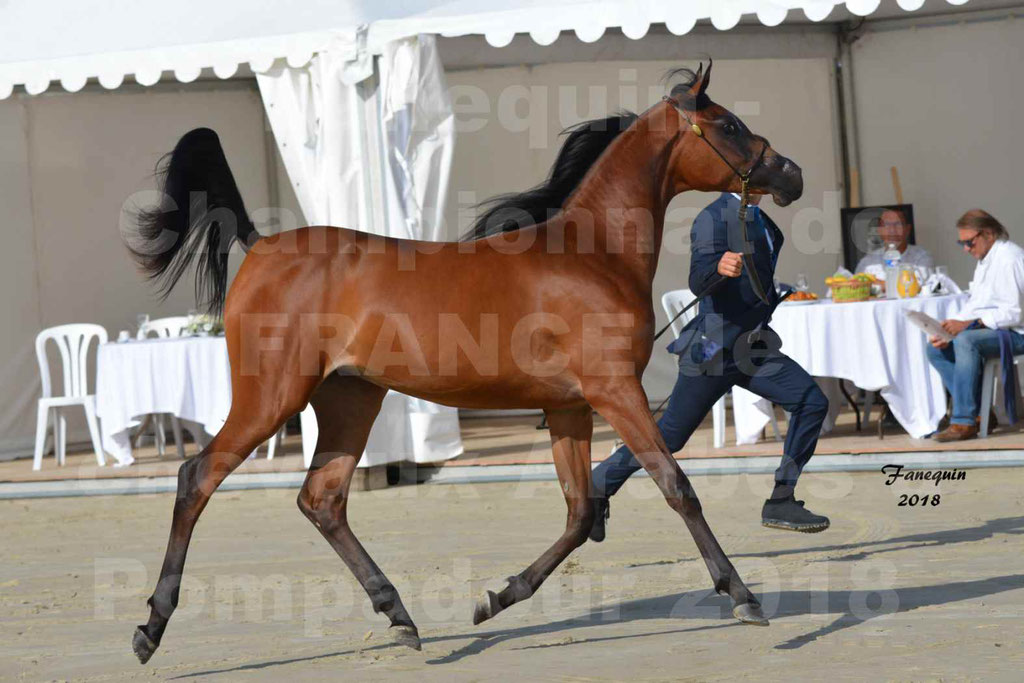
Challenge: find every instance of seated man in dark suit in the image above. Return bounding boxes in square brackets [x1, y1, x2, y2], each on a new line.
[590, 191, 830, 541]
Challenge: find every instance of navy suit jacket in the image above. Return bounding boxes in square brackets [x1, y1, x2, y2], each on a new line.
[667, 192, 785, 357]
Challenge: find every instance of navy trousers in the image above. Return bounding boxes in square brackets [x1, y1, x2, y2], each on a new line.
[592, 349, 829, 499]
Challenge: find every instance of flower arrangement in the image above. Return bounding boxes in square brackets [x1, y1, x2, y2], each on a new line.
[185, 313, 225, 336]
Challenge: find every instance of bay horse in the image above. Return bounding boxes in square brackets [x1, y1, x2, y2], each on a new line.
[128, 62, 803, 663]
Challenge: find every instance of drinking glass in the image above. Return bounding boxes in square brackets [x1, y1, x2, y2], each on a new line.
[934, 265, 950, 294]
[136, 313, 150, 338]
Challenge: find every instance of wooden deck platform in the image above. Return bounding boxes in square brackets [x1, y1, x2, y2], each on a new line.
[3, 406, 1021, 486]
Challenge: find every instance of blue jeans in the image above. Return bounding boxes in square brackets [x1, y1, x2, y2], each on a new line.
[925, 328, 1024, 425]
[591, 349, 829, 499]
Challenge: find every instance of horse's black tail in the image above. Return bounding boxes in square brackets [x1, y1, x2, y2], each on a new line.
[129, 128, 256, 316]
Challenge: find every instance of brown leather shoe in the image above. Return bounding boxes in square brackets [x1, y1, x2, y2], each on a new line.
[933, 423, 979, 442]
[974, 411, 998, 430]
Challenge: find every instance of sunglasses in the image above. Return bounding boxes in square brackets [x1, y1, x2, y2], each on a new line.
[957, 234, 981, 249]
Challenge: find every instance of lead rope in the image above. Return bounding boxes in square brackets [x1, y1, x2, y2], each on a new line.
[621, 99, 771, 431]
[555, 97, 765, 431]
[645, 286, 795, 425]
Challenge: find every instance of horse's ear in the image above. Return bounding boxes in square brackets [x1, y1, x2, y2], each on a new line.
[686, 62, 704, 99]
[698, 59, 712, 98]
[684, 59, 712, 107]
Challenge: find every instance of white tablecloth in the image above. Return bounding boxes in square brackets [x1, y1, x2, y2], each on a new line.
[732, 294, 968, 441]
[95, 336, 463, 467]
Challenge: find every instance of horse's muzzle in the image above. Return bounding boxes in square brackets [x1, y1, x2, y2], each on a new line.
[751, 149, 803, 207]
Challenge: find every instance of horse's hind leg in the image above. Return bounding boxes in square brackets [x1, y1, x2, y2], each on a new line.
[295, 375, 422, 650]
[588, 381, 767, 626]
[473, 406, 595, 625]
[132, 373, 316, 664]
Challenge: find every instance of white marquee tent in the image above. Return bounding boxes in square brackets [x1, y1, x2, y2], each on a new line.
[1, 0, 1002, 461]
[0, 1, 972, 97]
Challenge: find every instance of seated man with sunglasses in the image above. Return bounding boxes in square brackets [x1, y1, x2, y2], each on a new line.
[927, 209, 1024, 441]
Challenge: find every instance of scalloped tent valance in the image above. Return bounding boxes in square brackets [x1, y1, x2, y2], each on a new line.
[0, 0, 970, 99]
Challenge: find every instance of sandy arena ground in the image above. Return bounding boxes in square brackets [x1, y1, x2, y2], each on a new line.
[2, 468, 1023, 681]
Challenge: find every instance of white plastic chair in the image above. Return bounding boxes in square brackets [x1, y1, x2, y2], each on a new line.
[137, 316, 190, 340]
[661, 289, 783, 448]
[136, 316, 191, 458]
[34, 324, 107, 470]
[979, 354, 1024, 437]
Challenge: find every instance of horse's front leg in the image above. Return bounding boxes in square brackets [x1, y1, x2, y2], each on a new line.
[472, 406, 595, 625]
[586, 379, 768, 625]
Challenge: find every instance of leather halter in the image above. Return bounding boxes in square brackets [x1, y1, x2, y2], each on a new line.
[662, 95, 772, 305]
[662, 95, 768, 223]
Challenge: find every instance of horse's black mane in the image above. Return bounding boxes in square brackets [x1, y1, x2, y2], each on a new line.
[462, 67, 701, 241]
[461, 112, 637, 240]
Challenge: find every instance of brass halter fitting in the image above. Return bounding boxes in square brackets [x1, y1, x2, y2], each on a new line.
[738, 177, 750, 223]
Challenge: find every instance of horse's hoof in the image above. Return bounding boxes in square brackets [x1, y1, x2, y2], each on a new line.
[132, 626, 158, 664]
[472, 590, 502, 626]
[390, 624, 421, 651]
[733, 602, 770, 626]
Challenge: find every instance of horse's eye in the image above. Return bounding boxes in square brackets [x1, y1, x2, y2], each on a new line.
[723, 121, 738, 136]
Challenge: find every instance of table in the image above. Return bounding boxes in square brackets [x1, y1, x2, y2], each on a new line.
[731, 293, 968, 442]
[95, 336, 463, 467]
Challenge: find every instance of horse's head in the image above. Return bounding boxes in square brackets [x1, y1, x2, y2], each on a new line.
[663, 61, 803, 206]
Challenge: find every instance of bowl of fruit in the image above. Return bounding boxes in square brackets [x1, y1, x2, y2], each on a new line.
[826, 272, 879, 303]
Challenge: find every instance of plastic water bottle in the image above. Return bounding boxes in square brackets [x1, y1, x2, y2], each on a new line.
[883, 242, 901, 299]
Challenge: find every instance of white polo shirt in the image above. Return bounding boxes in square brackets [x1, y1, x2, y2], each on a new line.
[952, 238, 1024, 334]
[855, 244, 934, 280]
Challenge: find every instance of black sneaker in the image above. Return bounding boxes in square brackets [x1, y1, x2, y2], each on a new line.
[589, 497, 610, 542]
[761, 496, 829, 533]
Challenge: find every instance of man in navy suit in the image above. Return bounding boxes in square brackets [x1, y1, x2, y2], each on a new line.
[589, 192, 830, 541]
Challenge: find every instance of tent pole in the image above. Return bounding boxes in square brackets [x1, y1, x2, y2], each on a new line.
[261, 107, 283, 235]
[833, 22, 864, 209]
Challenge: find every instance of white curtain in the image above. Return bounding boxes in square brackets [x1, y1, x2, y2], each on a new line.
[256, 34, 463, 466]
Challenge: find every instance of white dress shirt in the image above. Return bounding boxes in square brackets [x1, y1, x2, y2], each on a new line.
[952, 238, 1024, 334]
[855, 244, 934, 279]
